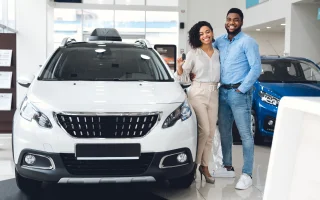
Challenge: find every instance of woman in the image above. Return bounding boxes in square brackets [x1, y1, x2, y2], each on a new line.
[175, 21, 220, 184]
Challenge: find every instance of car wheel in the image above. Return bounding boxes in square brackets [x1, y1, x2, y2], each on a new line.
[232, 110, 262, 145]
[169, 165, 196, 188]
[15, 169, 42, 195]
[232, 122, 242, 145]
[252, 110, 264, 145]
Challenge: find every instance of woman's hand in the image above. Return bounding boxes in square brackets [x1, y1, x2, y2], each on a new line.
[177, 57, 184, 75]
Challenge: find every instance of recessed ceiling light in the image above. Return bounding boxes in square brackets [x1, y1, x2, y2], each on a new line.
[281, 24, 286, 26]
[256, 29, 261, 31]
[266, 27, 271, 29]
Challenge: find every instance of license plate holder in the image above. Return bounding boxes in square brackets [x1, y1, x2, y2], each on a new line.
[75, 143, 141, 160]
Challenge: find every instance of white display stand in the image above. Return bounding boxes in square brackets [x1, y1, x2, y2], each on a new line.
[263, 97, 320, 200]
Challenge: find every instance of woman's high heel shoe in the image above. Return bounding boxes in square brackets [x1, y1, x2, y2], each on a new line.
[199, 166, 215, 184]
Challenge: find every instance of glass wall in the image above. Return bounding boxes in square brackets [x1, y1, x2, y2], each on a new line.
[54, 9, 82, 49]
[0, 0, 16, 32]
[0, 1, 3, 27]
[53, 1, 179, 49]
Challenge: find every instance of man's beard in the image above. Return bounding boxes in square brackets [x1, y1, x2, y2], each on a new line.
[225, 26, 242, 36]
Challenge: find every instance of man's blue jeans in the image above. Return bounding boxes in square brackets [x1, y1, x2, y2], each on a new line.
[218, 87, 254, 176]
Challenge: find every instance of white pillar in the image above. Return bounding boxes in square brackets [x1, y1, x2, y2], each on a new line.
[284, 4, 292, 56]
[289, 3, 320, 63]
[16, 0, 53, 105]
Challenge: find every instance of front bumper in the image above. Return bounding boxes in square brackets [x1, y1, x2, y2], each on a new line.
[16, 148, 195, 183]
[255, 100, 278, 137]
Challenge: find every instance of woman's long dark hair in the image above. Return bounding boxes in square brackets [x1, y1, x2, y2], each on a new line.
[188, 21, 214, 49]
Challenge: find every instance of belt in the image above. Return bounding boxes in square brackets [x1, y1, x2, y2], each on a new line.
[220, 83, 241, 90]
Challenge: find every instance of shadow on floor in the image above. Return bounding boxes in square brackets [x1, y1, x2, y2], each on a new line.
[0, 179, 168, 200]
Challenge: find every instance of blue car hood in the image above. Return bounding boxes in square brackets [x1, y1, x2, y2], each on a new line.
[259, 82, 320, 97]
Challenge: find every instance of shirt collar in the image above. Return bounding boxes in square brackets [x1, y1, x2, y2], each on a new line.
[223, 31, 244, 41]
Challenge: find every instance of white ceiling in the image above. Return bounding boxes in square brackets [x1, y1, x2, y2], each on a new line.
[242, 18, 286, 33]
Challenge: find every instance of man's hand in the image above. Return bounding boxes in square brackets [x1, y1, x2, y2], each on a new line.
[235, 89, 242, 93]
[190, 73, 196, 81]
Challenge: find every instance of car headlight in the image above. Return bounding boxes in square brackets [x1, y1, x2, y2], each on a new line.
[20, 97, 52, 128]
[259, 91, 280, 106]
[162, 100, 192, 128]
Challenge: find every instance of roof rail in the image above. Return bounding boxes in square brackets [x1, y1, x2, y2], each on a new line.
[135, 39, 152, 48]
[60, 37, 76, 47]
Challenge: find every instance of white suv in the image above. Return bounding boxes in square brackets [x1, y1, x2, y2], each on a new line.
[13, 28, 197, 194]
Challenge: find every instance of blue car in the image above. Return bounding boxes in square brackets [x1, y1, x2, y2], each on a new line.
[233, 56, 320, 145]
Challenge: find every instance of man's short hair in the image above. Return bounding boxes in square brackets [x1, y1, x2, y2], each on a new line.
[227, 8, 244, 21]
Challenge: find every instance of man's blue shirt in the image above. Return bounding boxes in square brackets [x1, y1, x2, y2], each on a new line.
[213, 32, 261, 93]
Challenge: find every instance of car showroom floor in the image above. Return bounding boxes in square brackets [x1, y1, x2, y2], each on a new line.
[0, 134, 271, 200]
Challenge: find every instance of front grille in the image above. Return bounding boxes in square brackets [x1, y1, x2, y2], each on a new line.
[55, 113, 159, 138]
[60, 153, 155, 176]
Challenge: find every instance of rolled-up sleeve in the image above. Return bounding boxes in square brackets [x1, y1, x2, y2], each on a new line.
[238, 38, 262, 93]
[174, 50, 195, 83]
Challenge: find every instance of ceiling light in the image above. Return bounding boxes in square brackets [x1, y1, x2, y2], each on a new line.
[256, 29, 260, 31]
[281, 24, 286, 26]
[266, 27, 271, 29]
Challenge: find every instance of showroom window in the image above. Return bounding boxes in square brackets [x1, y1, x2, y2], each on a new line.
[83, 0, 114, 4]
[0, 1, 3, 28]
[146, 11, 178, 45]
[7, 0, 15, 29]
[53, 8, 179, 48]
[82, 10, 114, 41]
[147, 0, 179, 7]
[0, 0, 16, 31]
[54, 9, 82, 49]
[115, 0, 145, 5]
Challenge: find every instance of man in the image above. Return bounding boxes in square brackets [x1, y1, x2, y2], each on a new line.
[212, 8, 261, 190]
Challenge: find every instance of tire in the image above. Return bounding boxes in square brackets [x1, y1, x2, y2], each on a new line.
[169, 165, 196, 188]
[232, 110, 264, 145]
[252, 110, 265, 145]
[15, 169, 42, 195]
[232, 122, 242, 145]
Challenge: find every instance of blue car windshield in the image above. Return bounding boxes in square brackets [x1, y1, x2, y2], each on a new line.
[259, 59, 320, 83]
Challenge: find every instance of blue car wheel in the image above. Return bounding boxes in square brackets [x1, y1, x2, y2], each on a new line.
[232, 110, 265, 145]
[252, 110, 265, 145]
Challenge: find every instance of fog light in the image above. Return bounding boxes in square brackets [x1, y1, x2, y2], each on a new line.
[268, 120, 274, 126]
[25, 155, 36, 165]
[177, 153, 187, 163]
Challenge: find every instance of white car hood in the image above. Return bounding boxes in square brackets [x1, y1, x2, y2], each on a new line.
[27, 81, 186, 111]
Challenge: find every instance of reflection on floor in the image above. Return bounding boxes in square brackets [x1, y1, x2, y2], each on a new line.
[0, 135, 271, 200]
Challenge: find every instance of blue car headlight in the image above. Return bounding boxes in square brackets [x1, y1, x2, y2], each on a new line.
[162, 100, 192, 128]
[259, 91, 280, 106]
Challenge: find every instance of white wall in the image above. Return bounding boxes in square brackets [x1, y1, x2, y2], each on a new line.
[235, 0, 291, 28]
[185, 0, 232, 51]
[244, 31, 285, 56]
[290, 3, 320, 63]
[16, 0, 53, 105]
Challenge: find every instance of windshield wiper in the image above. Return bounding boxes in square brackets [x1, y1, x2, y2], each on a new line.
[94, 78, 124, 81]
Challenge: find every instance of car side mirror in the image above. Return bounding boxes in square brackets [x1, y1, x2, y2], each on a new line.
[18, 75, 35, 88]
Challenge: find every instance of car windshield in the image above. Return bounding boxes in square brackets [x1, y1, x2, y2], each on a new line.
[39, 44, 173, 82]
[259, 59, 320, 83]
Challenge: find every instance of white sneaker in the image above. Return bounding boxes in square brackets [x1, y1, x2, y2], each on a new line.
[212, 166, 236, 178]
[235, 174, 252, 190]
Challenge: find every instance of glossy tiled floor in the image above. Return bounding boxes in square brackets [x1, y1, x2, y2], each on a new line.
[0, 134, 271, 200]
